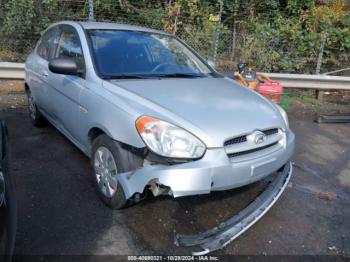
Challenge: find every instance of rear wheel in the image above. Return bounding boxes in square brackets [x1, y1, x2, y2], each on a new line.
[91, 135, 143, 209]
[26, 89, 46, 127]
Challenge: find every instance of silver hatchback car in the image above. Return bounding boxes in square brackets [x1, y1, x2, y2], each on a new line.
[25, 21, 295, 211]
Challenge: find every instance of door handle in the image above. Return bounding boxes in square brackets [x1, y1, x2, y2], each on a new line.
[42, 71, 49, 78]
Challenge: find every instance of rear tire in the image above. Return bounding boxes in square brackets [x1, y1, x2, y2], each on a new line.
[91, 134, 143, 209]
[26, 88, 46, 127]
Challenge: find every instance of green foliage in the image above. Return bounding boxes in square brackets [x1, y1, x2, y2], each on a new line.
[285, 0, 315, 15]
[0, 0, 36, 60]
[0, 0, 349, 73]
[0, 0, 88, 60]
[224, 0, 350, 73]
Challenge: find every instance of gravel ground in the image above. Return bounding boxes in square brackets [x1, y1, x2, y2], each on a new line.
[0, 82, 349, 259]
[0, 80, 26, 110]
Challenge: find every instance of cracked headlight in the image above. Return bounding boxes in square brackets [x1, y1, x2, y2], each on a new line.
[136, 116, 206, 159]
[276, 104, 289, 129]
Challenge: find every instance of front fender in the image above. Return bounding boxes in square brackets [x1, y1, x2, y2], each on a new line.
[80, 82, 145, 154]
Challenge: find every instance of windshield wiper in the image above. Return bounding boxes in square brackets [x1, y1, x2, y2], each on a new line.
[101, 73, 207, 80]
[101, 74, 151, 80]
[155, 73, 206, 78]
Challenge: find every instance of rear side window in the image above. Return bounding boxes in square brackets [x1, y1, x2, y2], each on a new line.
[54, 25, 84, 70]
[37, 27, 58, 60]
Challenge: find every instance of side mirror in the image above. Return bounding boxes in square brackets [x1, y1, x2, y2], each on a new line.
[207, 59, 216, 69]
[49, 58, 80, 76]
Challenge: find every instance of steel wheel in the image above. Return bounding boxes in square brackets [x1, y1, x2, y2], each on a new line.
[91, 134, 143, 209]
[94, 146, 118, 198]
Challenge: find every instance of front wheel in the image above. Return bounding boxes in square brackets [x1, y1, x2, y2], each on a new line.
[91, 135, 143, 209]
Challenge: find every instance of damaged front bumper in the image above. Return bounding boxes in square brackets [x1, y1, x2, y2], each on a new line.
[175, 161, 293, 255]
[117, 130, 294, 200]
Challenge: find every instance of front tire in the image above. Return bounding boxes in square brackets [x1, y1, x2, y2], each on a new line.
[91, 135, 143, 209]
[26, 88, 46, 127]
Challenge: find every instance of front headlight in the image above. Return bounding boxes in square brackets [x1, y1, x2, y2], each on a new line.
[276, 104, 289, 129]
[136, 116, 206, 159]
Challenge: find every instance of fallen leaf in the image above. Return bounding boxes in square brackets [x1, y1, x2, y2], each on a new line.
[318, 192, 335, 201]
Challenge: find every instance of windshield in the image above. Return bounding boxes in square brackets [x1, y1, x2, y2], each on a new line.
[87, 30, 214, 79]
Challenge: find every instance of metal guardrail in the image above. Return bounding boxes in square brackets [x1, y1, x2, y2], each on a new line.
[0, 62, 350, 90]
[0, 62, 25, 80]
[267, 73, 350, 90]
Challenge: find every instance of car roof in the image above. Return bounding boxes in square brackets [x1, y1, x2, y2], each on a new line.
[76, 21, 170, 35]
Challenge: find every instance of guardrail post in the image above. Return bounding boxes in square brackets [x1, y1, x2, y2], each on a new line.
[315, 90, 324, 101]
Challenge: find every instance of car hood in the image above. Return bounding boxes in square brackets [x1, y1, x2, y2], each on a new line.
[108, 77, 284, 147]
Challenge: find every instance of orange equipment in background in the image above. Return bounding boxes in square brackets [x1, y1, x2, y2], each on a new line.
[234, 63, 283, 104]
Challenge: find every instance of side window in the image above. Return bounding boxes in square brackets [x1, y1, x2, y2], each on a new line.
[37, 27, 58, 60]
[55, 25, 84, 70]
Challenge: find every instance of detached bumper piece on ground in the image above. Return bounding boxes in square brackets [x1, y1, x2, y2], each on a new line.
[316, 115, 350, 124]
[175, 161, 293, 255]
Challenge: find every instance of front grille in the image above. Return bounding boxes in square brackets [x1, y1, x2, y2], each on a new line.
[224, 128, 279, 147]
[263, 128, 278, 136]
[227, 142, 278, 158]
[223, 135, 247, 146]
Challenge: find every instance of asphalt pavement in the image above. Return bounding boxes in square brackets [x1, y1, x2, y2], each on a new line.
[0, 100, 349, 258]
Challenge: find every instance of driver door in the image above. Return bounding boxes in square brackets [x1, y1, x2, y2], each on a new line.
[48, 25, 86, 147]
